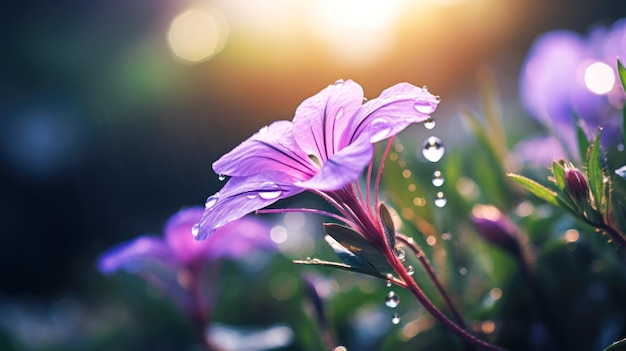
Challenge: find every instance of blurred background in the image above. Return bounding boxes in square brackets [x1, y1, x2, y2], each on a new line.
[1, 0, 626, 350]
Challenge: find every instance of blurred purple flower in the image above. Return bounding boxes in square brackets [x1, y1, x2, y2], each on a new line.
[471, 204, 521, 257]
[98, 207, 274, 318]
[197, 79, 439, 240]
[516, 19, 626, 164]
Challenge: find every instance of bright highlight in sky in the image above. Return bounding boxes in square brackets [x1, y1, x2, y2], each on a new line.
[167, 8, 228, 64]
[584, 61, 615, 95]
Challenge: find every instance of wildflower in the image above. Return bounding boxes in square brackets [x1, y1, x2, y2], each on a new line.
[471, 204, 521, 257]
[516, 19, 626, 164]
[563, 165, 590, 203]
[98, 207, 274, 318]
[196, 80, 439, 240]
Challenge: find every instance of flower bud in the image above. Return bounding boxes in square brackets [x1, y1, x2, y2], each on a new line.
[471, 204, 521, 256]
[564, 166, 589, 203]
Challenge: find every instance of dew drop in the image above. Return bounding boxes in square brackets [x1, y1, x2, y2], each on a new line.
[218, 174, 226, 181]
[619, 143, 624, 152]
[258, 182, 282, 200]
[434, 192, 447, 207]
[414, 99, 437, 114]
[362, 97, 368, 104]
[334, 79, 344, 86]
[369, 118, 392, 142]
[246, 193, 257, 199]
[459, 267, 468, 275]
[205, 193, 219, 209]
[441, 232, 451, 240]
[391, 313, 401, 324]
[395, 249, 406, 261]
[385, 291, 400, 308]
[432, 170, 444, 187]
[422, 86, 429, 92]
[258, 125, 269, 134]
[407, 265, 414, 276]
[335, 107, 345, 120]
[424, 117, 436, 129]
[386, 280, 392, 288]
[421, 136, 445, 162]
[191, 223, 200, 237]
[386, 273, 393, 287]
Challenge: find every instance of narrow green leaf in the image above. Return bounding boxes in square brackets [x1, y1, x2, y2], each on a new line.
[379, 203, 396, 250]
[602, 336, 626, 351]
[574, 113, 590, 162]
[293, 258, 383, 279]
[618, 59, 626, 92]
[324, 223, 393, 275]
[587, 128, 605, 213]
[552, 161, 566, 190]
[507, 173, 560, 206]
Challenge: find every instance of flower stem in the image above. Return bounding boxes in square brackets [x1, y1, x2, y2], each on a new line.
[387, 250, 508, 351]
[395, 234, 466, 328]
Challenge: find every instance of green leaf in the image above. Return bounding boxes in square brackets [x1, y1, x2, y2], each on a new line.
[378, 203, 396, 250]
[323, 223, 393, 275]
[574, 113, 590, 162]
[507, 173, 560, 206]
[293, 258, 383, 279]
[587, 128, 605, 214]
[552, 161, 566, 190]
[602, 337, 626, 351]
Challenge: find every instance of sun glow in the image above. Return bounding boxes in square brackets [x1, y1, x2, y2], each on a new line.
[584, 61, 616, 95]
[167, 8, 228, 63]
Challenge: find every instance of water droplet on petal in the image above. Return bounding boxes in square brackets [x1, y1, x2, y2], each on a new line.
[414, 99, 436, 114]
[191, 223, 200, 237]
[218, 174, 226, 181]
[424, 117, 436, 129]
[369, 118, 392, 142]
[205, 193, 219, 209]
[258, 125, 269, 133]
[362, 97, 368, 104]
[421, 136, 445, 162]
[333, 79, 344, 86]
[407, 265, 414, 276]
[422, 86, 429, 92]
[432, 170, 444, 187]
[335, 107, 344, 120]
[246, 193, 258, 199]
[434, 192, 447, 207]
[385, 291, 400, 308]
[258, 182, 282, 200]
[391, 313, 401, 324]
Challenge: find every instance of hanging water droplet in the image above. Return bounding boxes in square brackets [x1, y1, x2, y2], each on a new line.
[619, 143, 624, 152]
[258, 182, 282, 200]
[414, 99, 437, 114]
[258, 125, 269, 134]
[421, 136, 445, 162]
[385, 291, 400, 308]
[218, 174, 226, 181]
[434, 192, 447, 207]
[386, 273, 393, 287]
[369, 118, 392, 142]
[205, 193, 219, 209]
[386, 280, 392, 288]
[424, 117, 436, 129]
[407, 265, 414, 276]
[395, 248, 406, 261]
[333, 79, 344, 86]
[391, 313, 401, 325]
[432, 170, 444, 187]
[191, 223, 200, 237]
[335, 107, 344, 120]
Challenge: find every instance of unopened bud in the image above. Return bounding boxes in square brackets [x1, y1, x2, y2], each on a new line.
[564, 166, 589, 203]
[471, 204, 520, 256]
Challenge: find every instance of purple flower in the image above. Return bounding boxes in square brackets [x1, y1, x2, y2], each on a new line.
[98, 207, 274, 317]
[196, 80, 439, 240]
[516, 19, 626, 163]
[471, 204, 521, 257]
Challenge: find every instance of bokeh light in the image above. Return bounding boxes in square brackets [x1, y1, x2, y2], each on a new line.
[167, 8, 228, 63]
[584, 61, 616, 94]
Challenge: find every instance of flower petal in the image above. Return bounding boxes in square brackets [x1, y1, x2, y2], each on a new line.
[346, 83, 440, 145]
[204, 217, 276, 260]
[97, 236, 175, 275]
[292, 80, 364, 161]
[295, 134, 373, 191]
[164, 207, 210, 265]
[196, 171, 304, 240]
[213, 120, 315, 179]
